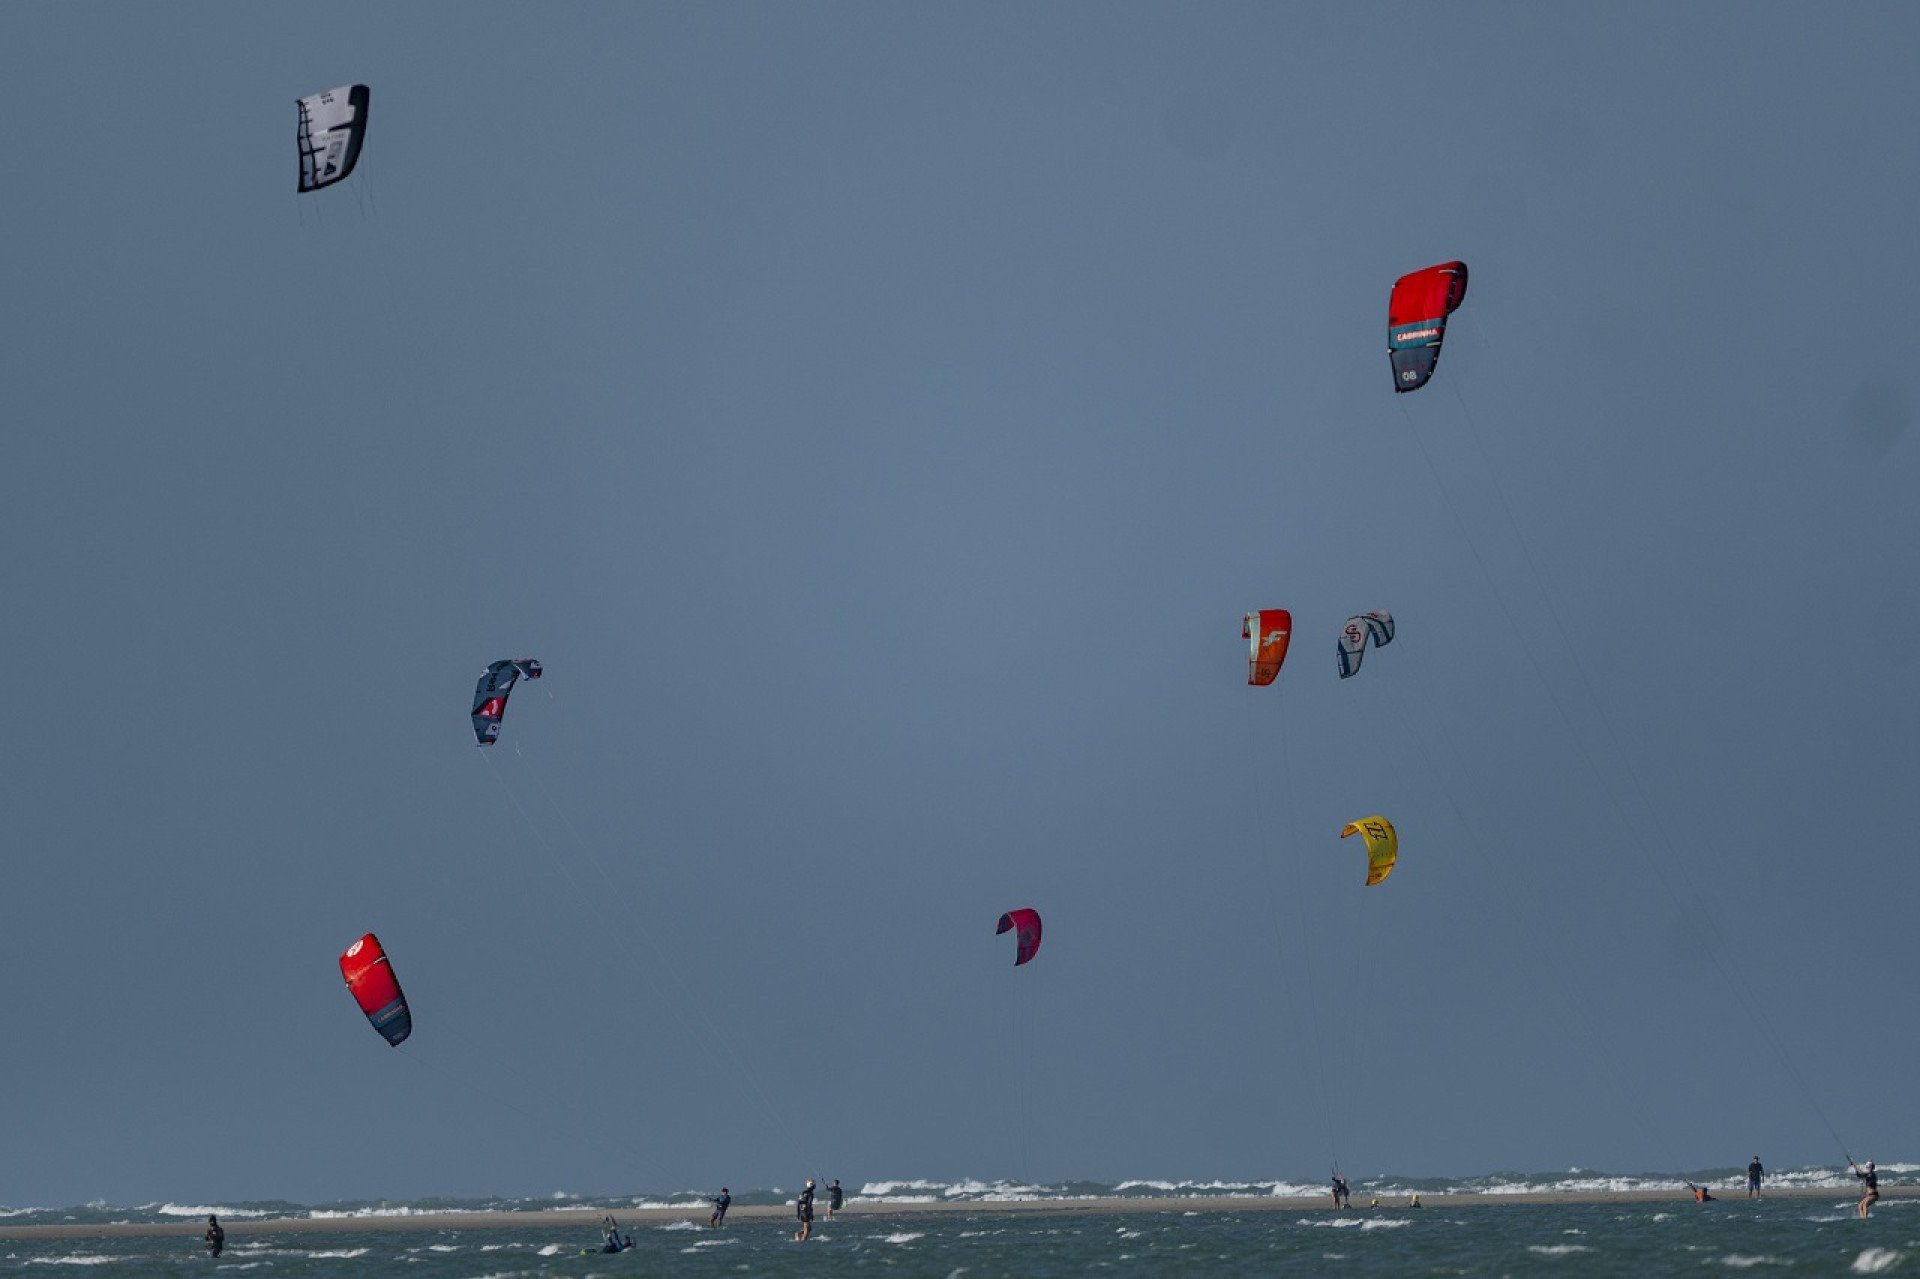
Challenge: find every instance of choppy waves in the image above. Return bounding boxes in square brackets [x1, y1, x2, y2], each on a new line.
[0, 1163, 1905, 1226]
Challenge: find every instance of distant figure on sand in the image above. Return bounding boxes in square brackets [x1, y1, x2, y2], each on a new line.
[1852, 1159, 1878, 1218]
[1686, 1181, 1714, 1203]
[709, 1187, 730, 1228]
[1747, 1156, 1764, 1198]
[795, 1178, 815, 1241]
[204, 1214, 224, 1258]
[828, 1179, 844, 1220]
[1331, 1173, 1350, 1209]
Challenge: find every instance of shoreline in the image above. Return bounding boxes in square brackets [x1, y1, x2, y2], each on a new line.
[0, 1186, 1907, 1241]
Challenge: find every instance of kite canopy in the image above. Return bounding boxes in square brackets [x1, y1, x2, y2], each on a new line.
[1340, 817, 1399, 886]
[339, 932, 412, 1046]
[996, 908, 1043, 966]
[1388, 261, 1468, 392]
[471, 658, 542, 745]
[1337, 611, 1396, 679]
[296, 84, 370, 192]
[1242, 610, 1292, 687]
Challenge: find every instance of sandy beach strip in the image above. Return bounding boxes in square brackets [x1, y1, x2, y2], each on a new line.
[0, 1186, 1909, 1241]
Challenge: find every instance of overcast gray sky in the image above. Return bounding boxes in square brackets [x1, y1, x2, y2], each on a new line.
[2, 2, 1915, 1207]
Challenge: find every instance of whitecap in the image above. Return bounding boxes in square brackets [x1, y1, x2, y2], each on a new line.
[1851, 1250, 1902, 1274]
[303, 1249, 369, 1259]
[28, 1257, 125, 1267]
[536, 1243, 563, 1256]
[1528, 1243, 1594, 1255]
[1721, 1256, 1787, 1269]
[884, 1232, 925, 1244]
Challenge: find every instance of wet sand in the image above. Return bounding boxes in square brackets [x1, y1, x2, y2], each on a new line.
[0, 1186, 1907, 1241]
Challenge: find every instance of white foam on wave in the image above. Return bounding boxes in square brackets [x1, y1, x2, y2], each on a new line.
[658, 1220, 703, 1231]
[1113, 1178, 1320, 1197]
[859, 1178, 1057, 1202]
[1852, 1250, 1902, 1274]
[26, 1257, 126, 1267]
[1294, 1216, 1411, 1231]
[307, 1205, 481, 1219]
[1720, 1256, 1788, 1269]
[304, 1249, 369, 1259]
[537, 1243, 563, 1256]
[1528, 1243, 1594, 1255]
[151, 1203, 274, 1219]
[884, 1232, 926, 1244]
[862, 1180, 945, 1196]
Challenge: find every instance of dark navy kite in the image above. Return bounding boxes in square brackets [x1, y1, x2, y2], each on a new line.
[471, 659, 542, 745]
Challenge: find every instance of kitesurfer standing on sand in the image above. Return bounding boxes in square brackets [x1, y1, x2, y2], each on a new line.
[1747, 1156, 1763, 1198]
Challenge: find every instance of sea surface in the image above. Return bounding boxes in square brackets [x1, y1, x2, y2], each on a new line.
[2, 1166, 1911, 1276]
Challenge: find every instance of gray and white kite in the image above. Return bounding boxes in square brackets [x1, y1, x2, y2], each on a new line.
[1336, 612, 1395, 679]
[296, 84, 370, 192]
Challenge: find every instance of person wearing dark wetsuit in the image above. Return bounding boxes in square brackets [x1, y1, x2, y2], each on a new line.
[599, 1215, 630, 1253]
[204, 1214, 225, 1258]
[795, 1178, 815, 1241]
[1331, 1175, 1350, 1209]
[1747, 1157, 1763, 1199]
[828, 1179, 844, 1220]
[1853, 1159, 1879, 1218]
[709, 1187, 730, 1228]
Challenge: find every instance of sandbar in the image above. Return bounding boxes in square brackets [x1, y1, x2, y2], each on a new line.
[0, 1186, 1907, 1241]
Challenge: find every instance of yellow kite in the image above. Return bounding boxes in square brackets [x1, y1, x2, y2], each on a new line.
[1340, 816, 1398, 886]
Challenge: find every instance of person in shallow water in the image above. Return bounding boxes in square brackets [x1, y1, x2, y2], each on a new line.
[709, 1187, 730, 1228]
[828, 1179, 844, 1219]
[1330, 1173, 1350, 1208]
[795, 1178, 815, 1241]
[204, 1214, 224, 1258]
[1852, 1159, 1879, 1218]
[599, 1215, 631, 1252]
[1747, 1156, 1764, 1198]
[1686, 1181, 1714, 1202]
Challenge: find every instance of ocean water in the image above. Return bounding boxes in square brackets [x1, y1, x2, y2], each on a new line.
[2, 1167, 1909, 1276]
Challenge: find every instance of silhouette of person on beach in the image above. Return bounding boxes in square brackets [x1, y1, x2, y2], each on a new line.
[827, 1179, 843, 1220]
[204, 1214, 224, 1258]
[795, 1178, 815, 1241]
[1330, 1173, 1350, 1208]
[1852, 1159, 1878, 1218]
[709, 1187, 730, 1228]
[1747, 1156, 1763, 1198]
